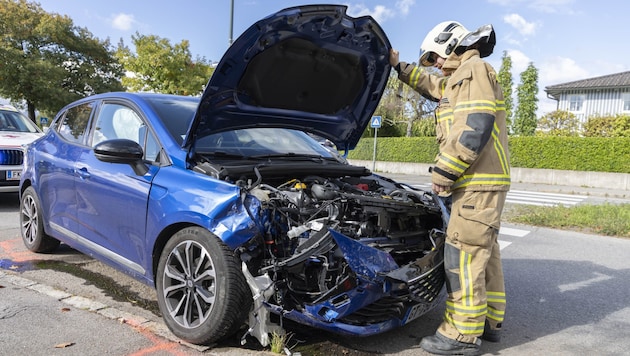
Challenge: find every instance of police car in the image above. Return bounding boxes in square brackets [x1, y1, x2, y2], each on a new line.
[0, 104, 43, 193]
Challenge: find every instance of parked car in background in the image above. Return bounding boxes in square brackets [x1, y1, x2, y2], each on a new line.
[18, 5, 448, 348]
[0, 104, 43, 193]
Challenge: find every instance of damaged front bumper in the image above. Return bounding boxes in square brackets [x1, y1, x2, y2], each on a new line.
[241, 228, 446, 346]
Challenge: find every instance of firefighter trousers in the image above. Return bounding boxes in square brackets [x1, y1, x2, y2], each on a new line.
[437, 189, 507, 344]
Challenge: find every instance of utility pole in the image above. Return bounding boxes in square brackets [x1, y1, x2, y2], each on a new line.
[229, 0, 234, 46]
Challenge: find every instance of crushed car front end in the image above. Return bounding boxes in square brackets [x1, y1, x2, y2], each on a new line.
[192, 155, 448, 344]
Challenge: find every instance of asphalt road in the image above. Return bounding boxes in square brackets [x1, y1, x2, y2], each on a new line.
[1, 181, 629, 355]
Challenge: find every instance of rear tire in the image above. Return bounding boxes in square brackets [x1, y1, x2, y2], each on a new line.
[20, 186, 60, 253]
[156, 227, 251, 345]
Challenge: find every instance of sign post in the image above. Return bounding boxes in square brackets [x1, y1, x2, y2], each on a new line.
[370, 116, 382, 172]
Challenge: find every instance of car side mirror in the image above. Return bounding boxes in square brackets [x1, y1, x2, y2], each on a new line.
[94, 139, 149, 176]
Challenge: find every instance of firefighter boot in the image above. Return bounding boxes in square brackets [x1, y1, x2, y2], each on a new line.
[482, 320, 501, 342]
[420, 332, 481, 356]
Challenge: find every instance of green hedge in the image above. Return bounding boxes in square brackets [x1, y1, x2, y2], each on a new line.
[347, 137, 630, 173]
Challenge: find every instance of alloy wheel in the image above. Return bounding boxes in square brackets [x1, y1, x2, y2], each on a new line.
[162, 240, 216, 328]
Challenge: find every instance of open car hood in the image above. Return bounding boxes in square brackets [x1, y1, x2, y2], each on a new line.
[185, 5, 391, 151]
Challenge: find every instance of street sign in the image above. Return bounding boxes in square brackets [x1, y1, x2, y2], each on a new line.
[370, 116, 382, 128]
[370, 116, 382, 171]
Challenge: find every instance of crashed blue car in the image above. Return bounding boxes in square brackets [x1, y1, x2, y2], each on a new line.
[19, 5, 447, 347]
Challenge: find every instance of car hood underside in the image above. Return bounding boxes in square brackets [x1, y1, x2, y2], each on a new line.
[186, 5, 392, 152]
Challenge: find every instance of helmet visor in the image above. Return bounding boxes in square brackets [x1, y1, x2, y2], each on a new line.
[419, 51, 437, 67]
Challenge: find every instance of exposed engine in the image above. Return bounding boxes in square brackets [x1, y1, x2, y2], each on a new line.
[191, 156, 448, 345]
[238, 173, 445, 308]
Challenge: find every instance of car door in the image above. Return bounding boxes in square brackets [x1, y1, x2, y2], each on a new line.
[39, 102, 94, 238]
[74, 100, 159, 274]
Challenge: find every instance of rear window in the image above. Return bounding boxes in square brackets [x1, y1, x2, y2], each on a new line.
[57, 102, 94, 144]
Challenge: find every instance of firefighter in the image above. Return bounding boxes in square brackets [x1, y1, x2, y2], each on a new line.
[389, 21, 510, 356]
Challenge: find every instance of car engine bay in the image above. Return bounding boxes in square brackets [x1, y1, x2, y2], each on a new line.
[194, 159, 449, 345]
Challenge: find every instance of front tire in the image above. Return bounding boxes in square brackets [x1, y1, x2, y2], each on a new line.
[20, 186, 60, 253]
[156, 227, 251, 345]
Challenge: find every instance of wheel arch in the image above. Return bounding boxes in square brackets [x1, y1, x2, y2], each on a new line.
[150, 222, 196, 286]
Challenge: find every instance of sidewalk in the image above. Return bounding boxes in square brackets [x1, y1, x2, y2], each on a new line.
[0, 269, 270, 356]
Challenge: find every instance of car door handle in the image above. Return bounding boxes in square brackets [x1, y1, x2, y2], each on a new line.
[76, 167, 91, 179]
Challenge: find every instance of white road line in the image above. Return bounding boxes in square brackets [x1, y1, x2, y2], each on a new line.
[509, 190, 588, 200]
[507, 190, 586, 207]
[498, 227, 529, 250]
[500, 227, 530, 237]
[499, 240, 512, 250]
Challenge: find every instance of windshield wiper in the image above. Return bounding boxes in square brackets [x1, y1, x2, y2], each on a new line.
[248, 153, 338, 162]
[202, 151, 249, 159]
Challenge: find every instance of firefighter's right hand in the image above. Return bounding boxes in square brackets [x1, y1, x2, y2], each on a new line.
[389, 49, 399, 66]
[432, 183, 450, 194]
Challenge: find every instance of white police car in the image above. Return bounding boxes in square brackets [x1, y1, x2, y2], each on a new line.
[0, 104, 43, 193]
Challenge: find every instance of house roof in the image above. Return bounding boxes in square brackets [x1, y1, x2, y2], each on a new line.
[545, 71, 630, 92]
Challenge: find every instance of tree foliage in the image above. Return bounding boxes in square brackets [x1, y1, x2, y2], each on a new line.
[115, 33, 213, 95]
[412, 117, 436, 137]
[0, 0, 124, 122]
[583, 114, 630, 137]
[513, 63, 539, 135]
[536, 110, 579, 136]
[371, 68, 438, 137]
[497, 51, 513, 131]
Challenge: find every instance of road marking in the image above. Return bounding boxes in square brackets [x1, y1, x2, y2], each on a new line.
[499, 240, 512, 250]
[498, 227, 530, 250]
[506, 190, 588, 207]
[500, 227, 530, 237]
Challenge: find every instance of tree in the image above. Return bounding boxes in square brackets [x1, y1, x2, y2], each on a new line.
[497, 51, 513, 131]
[513, 63, 539, 135]
[536, 110, 579, 136]
[0, 0, 124, 122]
[116, 33, 213, 95]
[372, 68, 438, 137]
[370, 71, 405, 137]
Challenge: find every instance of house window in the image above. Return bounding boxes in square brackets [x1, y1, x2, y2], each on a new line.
[568, 95, 584, 112]
[623, 93, 630, 112]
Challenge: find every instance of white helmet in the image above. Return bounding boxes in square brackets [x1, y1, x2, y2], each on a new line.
[419, 21, 496, 66]
[419, 21, 470, 66]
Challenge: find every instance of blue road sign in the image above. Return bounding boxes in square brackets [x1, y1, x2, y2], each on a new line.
[371, 116, 382, 128]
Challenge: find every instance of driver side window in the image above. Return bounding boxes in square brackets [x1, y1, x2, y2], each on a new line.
[92, 103, 161, 162]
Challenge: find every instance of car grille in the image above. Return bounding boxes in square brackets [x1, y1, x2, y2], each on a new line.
[338, 263, 445, 325]
[339, 296, 409, 324]
[0, 149, 23, 165]
[407, 263, 445, 303]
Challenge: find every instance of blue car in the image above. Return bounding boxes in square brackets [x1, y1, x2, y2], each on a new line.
[19, 5, 448, 347]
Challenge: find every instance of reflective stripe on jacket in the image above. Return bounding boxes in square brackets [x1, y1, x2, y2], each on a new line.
[397, 50, 510, 192]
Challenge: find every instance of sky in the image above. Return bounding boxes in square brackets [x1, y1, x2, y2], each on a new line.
[28, 0, 630, 115]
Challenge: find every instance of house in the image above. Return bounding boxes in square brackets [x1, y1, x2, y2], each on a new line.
[545, 70, 630, 122]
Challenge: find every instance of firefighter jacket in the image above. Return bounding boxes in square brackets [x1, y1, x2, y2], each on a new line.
[396, 50, 510, 192]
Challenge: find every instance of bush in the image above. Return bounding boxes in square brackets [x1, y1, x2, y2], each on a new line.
[348, 136, 630, 173]
[349, 137, 439, 163]
[583, 114, 630, 137]
[536, 110, 579, 136]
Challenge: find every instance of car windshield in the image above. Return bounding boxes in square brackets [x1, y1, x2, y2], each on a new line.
[143, 96, 337, 159]
[144, 96, 199, 145]
[0, 110, 41, 133]
[196, 128, 337, 159]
